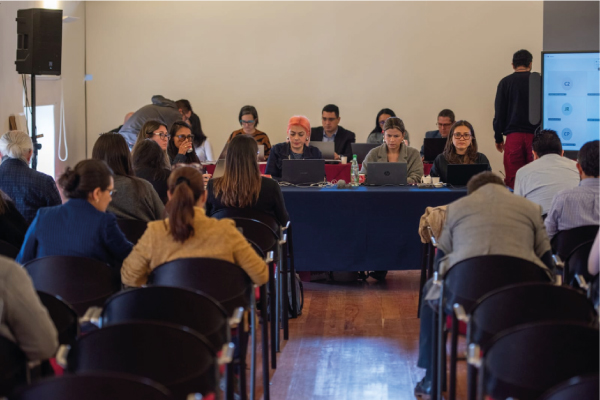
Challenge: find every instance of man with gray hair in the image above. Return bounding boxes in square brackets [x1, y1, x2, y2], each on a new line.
[0, 131, 61, 224]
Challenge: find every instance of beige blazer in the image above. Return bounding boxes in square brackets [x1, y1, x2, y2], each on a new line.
[121, 207, 269, 287]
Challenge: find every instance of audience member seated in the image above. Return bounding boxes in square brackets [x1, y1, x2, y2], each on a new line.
[118, 95, 182, 149]
[121, 166, 269, 287]
[92, 133, 164, 221]
[367, 108, 410, 145]
[430, 120, 491, 183]
[176, 99, 214, 162]
[264, 115, 323, 180]
[310, 104, 356, 159]
[420, 108, 455, 158]
[0, 131, 61, 224]
[414, 171, 552, 397]
[0, 256, 58, 361]
[227, 105, 272, 160]
[360, 117, 423, 184]
[132, 139, 171, 205]
[0, 190, 27, 249]
[208, 134, 289, 226]
[132, 119, 170, 157]
[167, 121, 202, 165]
[545, 140, 600, 239]
[16, 159, 133, 268]
[514, 129, 579, 216]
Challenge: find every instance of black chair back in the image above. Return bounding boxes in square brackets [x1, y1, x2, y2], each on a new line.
[148, 258, 252, 316]
[67, 321, 216, 399]
[470, 283, 596, 350]
[210, 208, 280, 257]
[591, 274, 599, 309]
[443, 255, 552, 314]
[24, 256, 120, 316]
[36, 291, 79, 346]
[538, 374, 599, 400]
[101, 286, 228, 352]
[0, 336, 27, 397]
[483, 321, 599, 400]
[116, 219, 148, 244]
[551, 225, 599, 260]
[564, 240, 594, 284]
[0, 240, 20, 259]
[8, 373, 173, 400]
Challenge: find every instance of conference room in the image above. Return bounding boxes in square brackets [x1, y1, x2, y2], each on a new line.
[0, 1, 598, 399]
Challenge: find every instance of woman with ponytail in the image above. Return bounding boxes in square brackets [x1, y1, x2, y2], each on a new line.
[121, 166, 268, 287]
[16, 159, 133, 268]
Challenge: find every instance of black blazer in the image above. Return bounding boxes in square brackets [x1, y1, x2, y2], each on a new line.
[0, 199, 28, 248]
[310, 126, 356, 158]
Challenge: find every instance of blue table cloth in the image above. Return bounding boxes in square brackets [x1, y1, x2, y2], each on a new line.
[281, 186, 467, 271]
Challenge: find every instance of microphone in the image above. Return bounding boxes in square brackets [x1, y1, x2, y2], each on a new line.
[336, 180, 351, 189]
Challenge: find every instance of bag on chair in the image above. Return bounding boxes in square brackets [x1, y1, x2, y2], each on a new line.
[288, 272, 304, 318]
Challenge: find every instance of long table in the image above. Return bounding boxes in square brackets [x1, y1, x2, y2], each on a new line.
[280, 186, 467, 271]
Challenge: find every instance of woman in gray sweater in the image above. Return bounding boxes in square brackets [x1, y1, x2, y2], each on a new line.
[361, 117, 423, 184]
[92, 133, 164, 222]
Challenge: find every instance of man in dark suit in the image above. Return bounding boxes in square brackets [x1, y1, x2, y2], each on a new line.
[420, 108, 455, 158]
[310, 104, 356, 159]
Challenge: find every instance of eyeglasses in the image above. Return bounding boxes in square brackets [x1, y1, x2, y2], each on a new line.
[175, 135, 194, 141]
[322, 117, 337, 122]
[107, 189, 116, 196]
[453, 133, 472, 140]
[240, 119, 255, 125]
[153, 133, 170, 140]
[378, 120, 386, 126]
[437, 123, 452, 128]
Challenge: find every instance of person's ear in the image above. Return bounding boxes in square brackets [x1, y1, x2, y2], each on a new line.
[26, 148, 33, 163]
[167, 191, 173, 201]
[198, 191, 208, 205]
[90, 187, 102, 203]
[532, 150, 539, 160]
[560, 150, 564, 157]
[576, 162, 584, 177]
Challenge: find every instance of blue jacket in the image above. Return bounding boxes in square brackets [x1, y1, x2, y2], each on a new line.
[17, 198, 133, 268]
[265, 142, 323, 179]
[0, 158, 62, 225]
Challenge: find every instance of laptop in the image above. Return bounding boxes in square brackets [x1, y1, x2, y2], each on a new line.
[423, 138, 447, 162]
[281, 159, 326, 185]
[351, 143, 379, 164]
[446, 164, 489, 186]
[212, 159, 226, 178]
[310, 142, 339, 162]
[365, 163, 408, 186]
[217, 141, 229, 160]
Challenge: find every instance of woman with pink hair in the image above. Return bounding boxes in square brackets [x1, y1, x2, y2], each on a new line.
[265, 115, 323, 179]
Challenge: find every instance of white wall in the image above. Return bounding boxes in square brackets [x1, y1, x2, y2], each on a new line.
[86, 1, 543, 173]
[0, 1, 87, 179]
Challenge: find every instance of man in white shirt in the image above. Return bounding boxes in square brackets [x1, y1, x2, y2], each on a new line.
[514, 130, 579, 216]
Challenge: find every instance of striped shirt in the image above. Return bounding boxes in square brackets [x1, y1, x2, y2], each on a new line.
[228, 129, 272, 158]
[545, 178, 599, 238]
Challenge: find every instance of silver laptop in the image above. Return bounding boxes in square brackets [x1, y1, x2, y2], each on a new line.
[212, 159, 225, 178]
[351, 143, 379, 164]
[310, 141, 339, 162]
[365, 162, 408, 186]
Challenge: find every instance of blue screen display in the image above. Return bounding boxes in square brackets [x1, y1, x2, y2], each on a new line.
[543, 52, 600, 150]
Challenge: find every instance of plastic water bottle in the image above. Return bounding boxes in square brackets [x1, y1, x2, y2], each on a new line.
[351, 154, 360, 186]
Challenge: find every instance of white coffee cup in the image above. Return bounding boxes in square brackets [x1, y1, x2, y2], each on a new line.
[431, 177, 440, 184]
[341, 156, 348, 164]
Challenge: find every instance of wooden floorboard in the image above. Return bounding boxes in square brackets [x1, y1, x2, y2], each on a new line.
[250, 270, 468, 400]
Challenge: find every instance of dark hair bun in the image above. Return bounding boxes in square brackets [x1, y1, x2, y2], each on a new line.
[58, 167, 81, 195]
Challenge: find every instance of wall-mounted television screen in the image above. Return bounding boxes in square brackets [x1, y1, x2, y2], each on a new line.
[542, 51, 600, 152]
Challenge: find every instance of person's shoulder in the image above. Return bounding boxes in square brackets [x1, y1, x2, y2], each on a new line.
[261, 176, 282, 190]
[271, 142, 287, 151]
[339, 126, 355, 137]
[231, 129, 243, 136]
[405, 145, 420, 157]
[477, 152, 490, 162]
[425, 130, 438, 138]
[311, 127, 323, 134]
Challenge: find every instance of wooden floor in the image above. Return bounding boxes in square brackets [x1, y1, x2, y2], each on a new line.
[251, 270, 468, 400]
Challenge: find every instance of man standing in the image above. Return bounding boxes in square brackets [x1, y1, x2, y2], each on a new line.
[420, 109, 455, 158]
[514, 130, 580, 216]
[310, 104, 356, 159]
[493, 49, 539, 188]
[545, 140, 599, 238]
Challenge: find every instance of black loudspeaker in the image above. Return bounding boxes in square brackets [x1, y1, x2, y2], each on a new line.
[15, 8, 63, 76]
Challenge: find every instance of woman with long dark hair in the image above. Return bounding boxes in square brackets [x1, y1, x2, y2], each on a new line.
[167, 121, 201, 165]
[207, 134, 289, 226]
[367, 108, 410, 145]
[16, 159, 132, 268]
[132, 139, 171, 204]
[176, 99, 214, 162]
[121, 166, 268, 287]
[430, 120, 491, 182]
[0, 189, 28, 249]
[92, 133, 164, 221]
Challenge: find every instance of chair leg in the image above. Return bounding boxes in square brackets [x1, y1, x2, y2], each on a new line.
[281, 245, 289, 341]
[250, 292, 257, 400]
[260, 286, 270, 400]
[275, 263, 281, 353]
[226, 360, 235, 400]
[288, 226, 298, 318]
[436, 287, 445, 400]
[239, 321, 248, 400]
[476, 359, 485, 400]
[431, 302, 439, 400]
[268, 262, 277, 369]
[418, 243, 428, 318]
[467, 363, 477, 400]
[427, 243, 435, 279]
[449, 311, 459, 400]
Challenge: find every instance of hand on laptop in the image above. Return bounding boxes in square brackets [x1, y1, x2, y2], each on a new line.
[334, 152, 340, 160]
